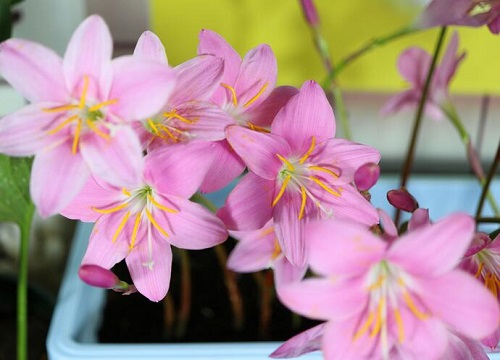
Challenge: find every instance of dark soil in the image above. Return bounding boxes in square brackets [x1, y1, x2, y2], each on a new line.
[99, 239, 319, 343]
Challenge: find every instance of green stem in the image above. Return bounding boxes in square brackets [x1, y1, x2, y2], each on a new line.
[476, 217, 500, 224]
[190, 192, 217, 213]
[176, 249, 191, 339]
[323, 26, 417, 87]
[475, 139, 500, 219]
[441, 103, 500, 217]
[395, 26, 448, 226]
[17, 203, 34, 360]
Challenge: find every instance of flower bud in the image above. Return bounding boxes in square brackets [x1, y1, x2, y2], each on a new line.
[354, 163, 380, 191]
[79, 264, 120, 289]
[299, 0, 319, 27]
[387, 188, 419, 213]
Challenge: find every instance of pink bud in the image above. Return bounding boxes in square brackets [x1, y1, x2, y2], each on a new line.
[408, 208, 430, 231]
[78, 264, 120, 289]
[354, 163, 380, 191]
[488, 14, 500, 35]
[299, 0, 319, 27]
[387, 188, 419, 213]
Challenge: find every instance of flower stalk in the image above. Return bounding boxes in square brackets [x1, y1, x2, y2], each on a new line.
[476, 138, 500, 219]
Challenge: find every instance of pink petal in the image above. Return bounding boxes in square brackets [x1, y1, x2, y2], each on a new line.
[380, 90, 419, 116]
[277, 277, 366, 322]
[416, 0, 490, 29]
[354, 162, 380, 191]
[436, 32, 464, 89]
[31, 140, 89, 217]
[225, 125, 290, 180]
[126, 233, 172, 302]
[245, 85, 299, 127]
[408, 208, 430, 231]
[233, 44, 277, 109]
[388, 213, 475, 276]
[270, 323, 325, 358]
[156, 196, 227, 249]
[217, 172, 274, 231]
[108, 56, 176, 121]
[306, 220, 386, 277]
[145, 142, 213, 198]
[133, 30, 168, 64]
[322, 320, 376, 360]
[273, 256, 307, 288]
[0, 39, 68, 103]
[378, 208, 398, 240]
[170, 55, 224, 105]
[398, 316, 449, 360]
[60, 176, 123, 222]
[417, 270, 500, 340]
[63, 15, 112, 98]
[398, 47, 432, 87]
[272, 80, 335, 154]
[448, 330, 489, 360]
[80, 125, 144, 188]
[0, 103, 59, 156]
[200, 140, 246, 193]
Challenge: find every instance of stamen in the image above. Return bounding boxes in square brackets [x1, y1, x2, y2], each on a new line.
[298, 186, 307, 220]
[88, 99, 118, 112]
[402, 291, 428, 320]
[221, 83, 238, 106]
[393, 308, 405, 343]
[272, 174, 291, 206]
[42, 104, 79, 113]
[309, 176, 342, 197]
[370, 298, 385, 337]
[129, 212, 142, 250]
[243, 82, 268, 108]
[352, 311, 374, 341]
[46, 115, 79, 135]
[122, 188, 131, 197]
[299, 136, 316, 164]
[79, 76, 90, 109]
[367, 275, 386, 291]
[72, 119, 82, 155]
[271, 240, 281, 260]
[112, 211, 131, 243]
[163, 111, 195, 124]
[276, 154, 295, 171]
[308, 165, 340, 178]
[475, 262, 485, 278]
[157, 124, 179, 142]
[147, 194, 178, 213]
[247, 122, 271, 133]
[147, 118, 160, 135]
[92, 202, 129, 214]
[145, 208, 169, 238]
[85, 119, 110, 141]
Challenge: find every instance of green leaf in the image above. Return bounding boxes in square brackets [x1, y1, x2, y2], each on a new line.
[0, 0, 12, 42]
[0, 154, 34, 225]
[10, 0, 24, 5]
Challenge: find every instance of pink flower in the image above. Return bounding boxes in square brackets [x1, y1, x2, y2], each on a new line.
[61, 143, 228, 301]
[416, 0, 500, 35]
[381, 32, 465, 121]
[218, 80, 380, 267]
[0, 16, 176, 217]
[278, 214, 500, 359]
[197, 29, 298, 192]
[227, 220, 307, 288]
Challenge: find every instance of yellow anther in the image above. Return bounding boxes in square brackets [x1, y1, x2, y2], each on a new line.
[46, 115, 79, 135]
[276, 153, 295, 171]
[309, 176, 342, 197]
[308, 165, 339, 178]
[163, 111, 195, 124]
[72, 119, 82, 154]
[129, 212, 142, 250]
[393, 308, 405, 343]
[352, 311, 374, 341]
[88, 99, 118, 112]
[243, 82, 268, 108]
[247, 122, 271, 133]
[85, 119, 110, 141]
[475, 262, 485, 278]
[299, 136, 316, 164]
[42, 104, 79, 113]
[370, 297, 385, 337]
[145, 208, 170, 238]
[112, 211, 131, 243]
[157, 124, 180, 142]
[91, 202, 129, 214]
[122, 188, 131, 197]
[79, 76, 90, 109]
[298, 186, 307, 220]
[272, 174, 291, 207]
[147, 118, 160, 134]
[402, 291, 428, 320]
[147, 194, 178, 213]
[259, 226, 275, 237]
[221, 83, 238, 106]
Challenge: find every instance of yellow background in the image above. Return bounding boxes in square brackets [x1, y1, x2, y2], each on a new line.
[150, 0, 500, 94]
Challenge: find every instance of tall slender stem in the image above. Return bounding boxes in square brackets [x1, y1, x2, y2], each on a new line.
[17, 203, 34, 360]
[395, 27, 448, 226]
[476, 139, 500, 219]
[176, 249, 191, 338]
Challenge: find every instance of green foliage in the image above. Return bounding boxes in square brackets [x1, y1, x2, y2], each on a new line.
[0, 0, 24, 42]
[0, 154, 33, 225]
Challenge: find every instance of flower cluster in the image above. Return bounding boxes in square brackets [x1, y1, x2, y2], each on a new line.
[1, 1, 500, 359]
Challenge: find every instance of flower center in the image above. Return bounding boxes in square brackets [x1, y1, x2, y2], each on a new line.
[146, 109, 198, 144]
[42, 75, 118, 154]
[475, 250, 500, 298]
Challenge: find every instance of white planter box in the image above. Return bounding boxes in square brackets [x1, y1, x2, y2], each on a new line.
[47, 176, 500, 359]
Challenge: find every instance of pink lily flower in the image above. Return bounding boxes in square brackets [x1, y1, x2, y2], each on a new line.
[460, 232, 500, 350]
[0, 15, 176, 217]
[416, 0, 500, 35]
[197, 29, 299, 192]
[227, 220, 307, 288]
[278, 214, 500, 359]
[61, 143, 228, 301]
[381, 32, 465, 121]
[218, 80, 380, 267]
